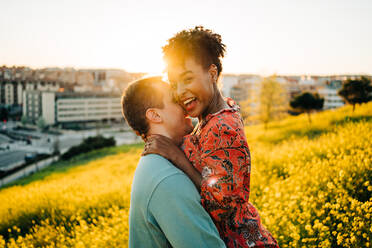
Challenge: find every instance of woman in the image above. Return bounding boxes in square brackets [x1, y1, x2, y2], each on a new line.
[144, 26, 279, 248]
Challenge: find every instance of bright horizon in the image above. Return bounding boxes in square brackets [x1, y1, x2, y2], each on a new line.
[1, 0, 372, 75]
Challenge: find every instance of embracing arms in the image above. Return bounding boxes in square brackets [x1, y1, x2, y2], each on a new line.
[143, 114, 252, 223]
[143, 134, 202, 191]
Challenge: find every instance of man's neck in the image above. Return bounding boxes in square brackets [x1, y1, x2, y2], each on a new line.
[147, 126, 179, 145]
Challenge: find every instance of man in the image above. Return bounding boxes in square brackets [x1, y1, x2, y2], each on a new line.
[121, 76, 225, 248]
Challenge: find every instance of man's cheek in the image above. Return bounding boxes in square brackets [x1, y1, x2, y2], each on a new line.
[185, 117, 192, 127]
[184, 118, 194, 134]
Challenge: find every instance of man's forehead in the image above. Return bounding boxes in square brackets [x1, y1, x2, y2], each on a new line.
[152, 82, 171, 93]
[152, 83, 172, 99]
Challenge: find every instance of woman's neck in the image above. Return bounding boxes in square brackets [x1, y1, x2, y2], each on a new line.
[199, 89, 227, 122]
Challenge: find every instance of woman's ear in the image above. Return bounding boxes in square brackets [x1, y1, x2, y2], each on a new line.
[208, 64, 218, 83]
[145, 108, 162, 124]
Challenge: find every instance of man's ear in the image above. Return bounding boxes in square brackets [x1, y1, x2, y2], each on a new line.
[145, 108, 162, 124]
[208, 64, 218, 83]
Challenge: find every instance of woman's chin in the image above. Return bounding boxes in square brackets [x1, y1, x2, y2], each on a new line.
[187, 113, 199, 119]
[186, 107, 202, 119]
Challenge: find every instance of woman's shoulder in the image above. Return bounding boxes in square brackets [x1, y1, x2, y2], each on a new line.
[204, 109, 244, 132]
[202, 97, 243, 130]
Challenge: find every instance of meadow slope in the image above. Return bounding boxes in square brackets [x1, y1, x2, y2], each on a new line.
[0, 102, 371, 248]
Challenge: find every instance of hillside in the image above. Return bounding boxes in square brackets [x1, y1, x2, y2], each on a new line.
[0, 102, 371, 248]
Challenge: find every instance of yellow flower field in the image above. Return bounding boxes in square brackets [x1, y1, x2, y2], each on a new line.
[0, 102, 371, 248]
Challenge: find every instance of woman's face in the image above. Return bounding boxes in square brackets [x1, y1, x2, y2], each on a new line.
[167, 58, 216, 118]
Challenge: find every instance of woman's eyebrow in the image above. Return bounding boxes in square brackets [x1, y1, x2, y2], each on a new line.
[180, 71, 192, 78]
[169, 70, 192, 83]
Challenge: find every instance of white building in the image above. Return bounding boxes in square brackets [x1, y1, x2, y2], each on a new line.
[220, 74, 239, 97]
[36, 81, 60, 92]
[318, 80, 345, 110]
[230, 75, 262, 103]
[0, 82, 24, 105]
[23, 91, 123, 125]
[220, 74, 263, 100]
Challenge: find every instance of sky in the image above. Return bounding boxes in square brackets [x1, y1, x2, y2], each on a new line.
[1, 0, 372, 75]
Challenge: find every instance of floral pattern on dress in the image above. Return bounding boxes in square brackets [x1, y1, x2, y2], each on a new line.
[182, 99, 279, 248]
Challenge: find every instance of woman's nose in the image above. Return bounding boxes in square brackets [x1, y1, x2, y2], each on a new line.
[176, 83, 185, 99]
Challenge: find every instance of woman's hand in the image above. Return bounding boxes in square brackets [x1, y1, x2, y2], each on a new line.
[143, 134, 202, 190]
[142, 134, 183, 164]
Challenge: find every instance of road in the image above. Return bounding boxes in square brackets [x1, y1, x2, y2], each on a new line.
[0, 134, 10, 145]
[0, 127, 139, 171]
[0, 150, 27, 170]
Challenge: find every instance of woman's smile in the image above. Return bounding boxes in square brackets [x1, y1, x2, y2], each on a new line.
[183, 97, 198, 112]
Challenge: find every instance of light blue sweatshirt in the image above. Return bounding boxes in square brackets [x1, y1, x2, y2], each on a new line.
[129, 154, 226, 248]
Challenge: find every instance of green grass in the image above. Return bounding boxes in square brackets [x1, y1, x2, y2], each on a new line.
[3, 142, 144, 189]
[0, 102, 371, 248]
[245, 102, 371, 145]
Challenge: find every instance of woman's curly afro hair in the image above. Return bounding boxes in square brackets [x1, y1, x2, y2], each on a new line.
[162, 26, 226, 76]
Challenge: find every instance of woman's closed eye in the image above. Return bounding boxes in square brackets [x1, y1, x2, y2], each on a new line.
[184, 77, 193, 84]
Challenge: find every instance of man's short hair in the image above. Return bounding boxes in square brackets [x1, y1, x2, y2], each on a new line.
[122, 76, 168, 136]
[162, 26, 226, 76]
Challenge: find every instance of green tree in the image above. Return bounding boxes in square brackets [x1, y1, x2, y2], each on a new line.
[338, 76, 372, 112]
[239, 97, 257, 124]
[53, 136, 60, 155]
[21, 115, 28, 126]
[37, 117, 46, 130]
[259, 76, 288, 129]
[290, 92, 324, 124]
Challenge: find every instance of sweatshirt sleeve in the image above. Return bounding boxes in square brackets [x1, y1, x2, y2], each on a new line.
[148, 173, 226, 248]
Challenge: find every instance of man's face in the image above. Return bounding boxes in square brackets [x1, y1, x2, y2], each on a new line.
[157, 85, 194, 144]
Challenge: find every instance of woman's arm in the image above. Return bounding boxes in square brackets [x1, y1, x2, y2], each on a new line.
[197, 115, 251, 223]
[143, 135, 202, 191]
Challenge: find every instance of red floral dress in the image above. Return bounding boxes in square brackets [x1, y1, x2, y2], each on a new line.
[181, 99, 279, 248]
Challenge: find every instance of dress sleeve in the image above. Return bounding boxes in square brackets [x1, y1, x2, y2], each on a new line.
[199, 115, 251, 224]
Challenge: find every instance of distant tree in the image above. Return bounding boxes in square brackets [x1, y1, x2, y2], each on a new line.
[37, 117, 46, 130]
[53, 136, 60, 155]
[239, 99, 254, 124]
[259, 76, 288, 129]
[61, 136, 116, 160]
[21, 115, 28, 126]
[338, 77, 372, 112]
[290, 92, 324, 124]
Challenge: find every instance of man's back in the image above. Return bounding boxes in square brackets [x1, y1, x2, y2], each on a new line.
[129, 154, 225, 248]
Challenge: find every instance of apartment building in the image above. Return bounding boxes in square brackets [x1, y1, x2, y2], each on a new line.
[318, 80, 345, 109]
[23, 91, 122, 125]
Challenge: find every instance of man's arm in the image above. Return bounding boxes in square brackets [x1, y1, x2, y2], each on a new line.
[148, 173, 226, 248]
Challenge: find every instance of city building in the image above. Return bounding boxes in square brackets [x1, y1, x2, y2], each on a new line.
[229, 76, 261, 103]
[3, 66, 371, 122]
[318, 80, 345, 109]
[23, 91, 122, 126]
[230, 82, 250, 103]
[220, 74, 239, 97]
[23, 90, 42, 122]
